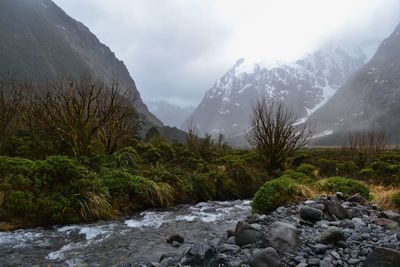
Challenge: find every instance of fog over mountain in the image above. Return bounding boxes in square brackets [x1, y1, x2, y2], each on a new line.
[147, 100, 195, 128]
[308, 22, 400, 144]
[184, 45, 370, 146]
[53, 0, 400, 107]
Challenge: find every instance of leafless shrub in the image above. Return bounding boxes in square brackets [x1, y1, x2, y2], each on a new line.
[246, 98, 312, 176]
[0, 80, 25, 153]
[26, 76, 140, 157]
[348, 128, 389, 157]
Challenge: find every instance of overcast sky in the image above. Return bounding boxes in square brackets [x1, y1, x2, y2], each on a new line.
[53, 0, 400, 107]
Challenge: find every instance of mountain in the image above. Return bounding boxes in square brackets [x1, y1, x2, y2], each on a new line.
[147, 100, 195, 128]
[184, 46, 367, 146]
[308, 23, 400, 144]
[0, 0, 161, 126]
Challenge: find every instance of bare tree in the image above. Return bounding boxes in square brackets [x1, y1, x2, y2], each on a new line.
[27, 77, 140, 157]
[0, 80, 25, 154]
[246, 98, 312, 176]
[348, 128, 389, 157]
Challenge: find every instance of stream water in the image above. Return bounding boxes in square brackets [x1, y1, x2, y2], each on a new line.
[0, 199, 251, 266]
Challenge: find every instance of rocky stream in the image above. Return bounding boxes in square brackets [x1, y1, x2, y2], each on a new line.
[1, 193, 400, 267]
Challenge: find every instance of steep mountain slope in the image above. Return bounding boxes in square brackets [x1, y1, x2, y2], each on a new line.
[0, 0, 161, 126]
[308, 23, 400, 144]
[147, 100, 195, 128]
[184, 47, 367, 145]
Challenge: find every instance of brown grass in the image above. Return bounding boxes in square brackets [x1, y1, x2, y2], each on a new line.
[370, 185, 400, 212]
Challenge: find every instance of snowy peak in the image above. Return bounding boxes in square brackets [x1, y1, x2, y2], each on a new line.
[184, 46, 368, 146]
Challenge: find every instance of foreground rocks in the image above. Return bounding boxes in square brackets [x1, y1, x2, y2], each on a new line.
[152, 193, 400, 266]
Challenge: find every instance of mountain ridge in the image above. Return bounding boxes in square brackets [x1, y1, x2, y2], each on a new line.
[0, 0, 162, 126]
[184, 45, 368, 146]
[308, 22, 400, 144]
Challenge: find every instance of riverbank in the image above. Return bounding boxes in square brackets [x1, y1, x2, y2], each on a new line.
[158, 193, 400, 267]
[0, 200, 251, 266]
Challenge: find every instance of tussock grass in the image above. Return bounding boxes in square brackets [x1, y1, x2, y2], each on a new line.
[370, 185, 400, 211]
[134, 176, 174, 207]
[78, 192, 115, 221]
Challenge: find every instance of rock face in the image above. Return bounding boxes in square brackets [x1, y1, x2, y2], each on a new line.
[183, 47, 367, 146]
[308, 22, 400, 144]
[0, 0, 161, 126]
[159, 193, 400, 267]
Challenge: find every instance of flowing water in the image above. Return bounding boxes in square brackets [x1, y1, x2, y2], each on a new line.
[0, 200, 251, 266]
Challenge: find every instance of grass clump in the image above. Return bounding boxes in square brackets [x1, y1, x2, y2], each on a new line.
[317, 177, 370, 199]
[251, 177, 309, 214]
[282, 169, 314, 184]
[296, 163, 317, 178]
[392, 192, 400, 210]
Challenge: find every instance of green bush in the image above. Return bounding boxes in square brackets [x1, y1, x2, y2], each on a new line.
[0, 156, 107, 225]
[296, 163, 317, 177]
[392, 192, 400, 209]
[281, 169, 313, 184]
[317, 177, 370, 199]
[252, 177, 307, 214]
[143, 146, 163, 163]
[4, 191, 34, 215]
[318, 159, 337, 177]
[337, 161, 358, 177]
[359, 168, 378, 179]
[100, 170, 173, 210]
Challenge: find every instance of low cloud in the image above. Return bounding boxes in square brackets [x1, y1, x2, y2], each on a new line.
[53, 0, 400, 106]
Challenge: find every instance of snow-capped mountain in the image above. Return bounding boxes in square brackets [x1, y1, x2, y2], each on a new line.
[183, 46, 368, 146]
[147, 100, 195, 128]
[308, 22, 400, 145]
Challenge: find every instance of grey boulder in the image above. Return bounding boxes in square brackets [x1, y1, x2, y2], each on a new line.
[249, 247, 281, 267]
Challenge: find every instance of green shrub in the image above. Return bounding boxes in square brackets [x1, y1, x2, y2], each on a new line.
[0, 156, 106, 225]
[3, 191, 34, 215]
[111, 147, 140, 170]
[318, 159, 337, 177]
[143, 146, 163, 163]
[337, 161, 358, 177]
[392, 192, 400, 209]
[317, 177, 370, 199]
[100, 170, 173, 210]
[296, 163, 317, 177]
[359, 168, 378, 179]
[251, 177, 308, 214]
[281, 169, 313, 184]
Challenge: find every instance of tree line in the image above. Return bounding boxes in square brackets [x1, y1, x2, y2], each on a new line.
[0, 76, 140, 158]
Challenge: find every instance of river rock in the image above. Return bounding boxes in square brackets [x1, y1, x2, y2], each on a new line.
[366, 247, 400, 267]
[339, 219, 355, 229]
[234, 221, 264, 247]
[347, 194, 368, 205]
[217, 244, 240, 254]
[249, 247, 281, 267]
[373, 218, 399, 230]
[180, 243, 217, 267]
[300, 206, 323, 223]
[166, 234, 184, 244]
[319, 226, 346, 245]
[381, 210, 400, 224]
[325, 200, 349, 220]
[263, 221, 299, 253]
